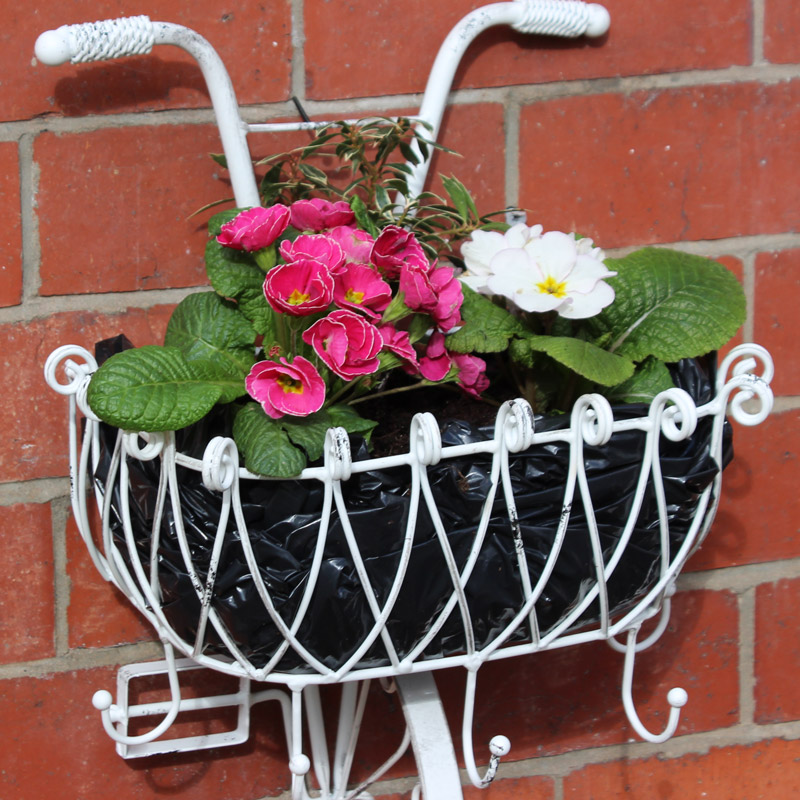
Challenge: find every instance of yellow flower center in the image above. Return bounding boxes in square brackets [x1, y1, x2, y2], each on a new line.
[345, 287, 365, 304]
[277, 375, 304, 394]
[536, 275, 568, 298]
[287, 288, 311, 305]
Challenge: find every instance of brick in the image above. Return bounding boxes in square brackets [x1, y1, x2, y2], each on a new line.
[765, 0, 800, 63]
[688, 410, 800, 570]
[753, 249, 800, 396]
[755, 578, 800, 724]
[0, 504, 54, 663]
[0, 305, 172, 484]
[36, 126, 230, 295]
[0, 141, 22, 307]
[427, 104, 507, 214]
[304, 0, 750, 101]
[0, 666, 292, 799]
[66, 509, 155, 650]
[563, 738, 800, 798]
[432, 590, 737, 761]
[519, 81, 800, 249]
[13, 0, 291, 122]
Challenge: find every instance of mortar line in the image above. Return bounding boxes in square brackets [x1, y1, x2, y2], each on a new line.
[0, 640, 163, 680]
[50, 495, 71, 657]
[290, 0, 307, 102]
[752, 0, 766, 65]
[18, 132, 41, 303]
[738, 587, 756, 725]
[4, 62, 800, 143]
[503, 98, 521, 211]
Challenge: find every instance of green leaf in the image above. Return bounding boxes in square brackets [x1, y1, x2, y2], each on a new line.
[298, 162, 329, 185]
[327, 404, 378, 438]
[280, 412, 334, 462]
[238, 288, 276, 338]
[349, 195, 378, 238]
[446, 284, 525, 353]
[165, 293, 256, 381]
[205, 238, 265, 299]
[380, 290, 413, 325]
[232, 403, 307, 477]
[597, 249, 746, 362]
[87, 346, 229, 431]
[375, 184, 391, 212]
[441, 175, 478, 221]
[515, 335, 635, 386]
[606, 357, 676, 404]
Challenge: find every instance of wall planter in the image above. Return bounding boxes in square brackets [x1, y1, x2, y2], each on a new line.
[38, 3, 774, 799]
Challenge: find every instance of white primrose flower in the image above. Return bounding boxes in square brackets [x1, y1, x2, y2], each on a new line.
[485, 230, 617, 319]
[460, 222, 543, 293]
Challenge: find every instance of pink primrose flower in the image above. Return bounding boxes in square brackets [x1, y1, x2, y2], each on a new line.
[245, 356, 326, 419]
[216, 205, 290, 252]
[452, 353, 489, 397]
[263, 259, 334, 316]
[333, 263, 392, 319]
[378, 324, 419, 372]
[328, 225, 375, 264]
[370, 225, 429, 278]
[418, 332, 488, 396]
[418, 332, 452, 382]
[279, 234, 346, 273]
[290, 198, 355, 232]
[302, 309, 384, 380]
[399, 263, 463, 332]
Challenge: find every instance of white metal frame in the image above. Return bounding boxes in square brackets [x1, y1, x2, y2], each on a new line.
[37, 4, 775, 798]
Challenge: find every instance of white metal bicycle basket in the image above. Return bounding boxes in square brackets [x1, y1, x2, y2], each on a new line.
[39, 3, 775, 799]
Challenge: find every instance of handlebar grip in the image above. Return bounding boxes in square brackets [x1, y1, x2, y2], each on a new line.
[511, 1, 610, 38]
[35, 15, 155, 66]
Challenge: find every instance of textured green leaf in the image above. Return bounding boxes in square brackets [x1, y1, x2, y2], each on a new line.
[598, 249, 746, 362]
[516, 335, 635, 386]
[205, 238, 265, 299]
[280, 412, 334, 462]
[87, 346, 228, 431]
[238, 288, 276, 338]
[233, 403, 307, 477]
[165, 293, 256, 380]
[327, 404, 379, 438]
[446, 284, 525, 353]
[606, 357, 676, 404]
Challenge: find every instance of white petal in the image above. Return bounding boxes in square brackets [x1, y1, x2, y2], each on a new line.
[460, 274, 492, 293]
[558, 280, 616, 319]
[564, 254, 616, 293]
[524, 231, 577, 280]
[513, 291, 567, 314]
[460, 230, 507, 275]
[505, 222, 543, 249]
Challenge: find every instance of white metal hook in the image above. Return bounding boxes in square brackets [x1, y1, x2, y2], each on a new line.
[461, 668, 512, 788]
[620, 626, 688, 744]
[92, 642, 183, 746]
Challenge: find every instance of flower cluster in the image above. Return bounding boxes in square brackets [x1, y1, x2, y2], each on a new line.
[217, 198, 484, 420]
[460, 223, 616, 319]
[85, 118, 746, 478]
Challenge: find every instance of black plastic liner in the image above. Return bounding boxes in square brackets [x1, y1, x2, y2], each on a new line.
[95, 337, 732, 673]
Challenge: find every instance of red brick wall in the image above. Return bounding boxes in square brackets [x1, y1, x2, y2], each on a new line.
[2, 1, 799, 798]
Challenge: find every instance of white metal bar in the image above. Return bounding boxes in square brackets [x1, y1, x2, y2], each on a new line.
[396, 673, 463, 799]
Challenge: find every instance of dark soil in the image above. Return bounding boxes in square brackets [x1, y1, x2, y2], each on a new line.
[356, 384, 501, 458]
